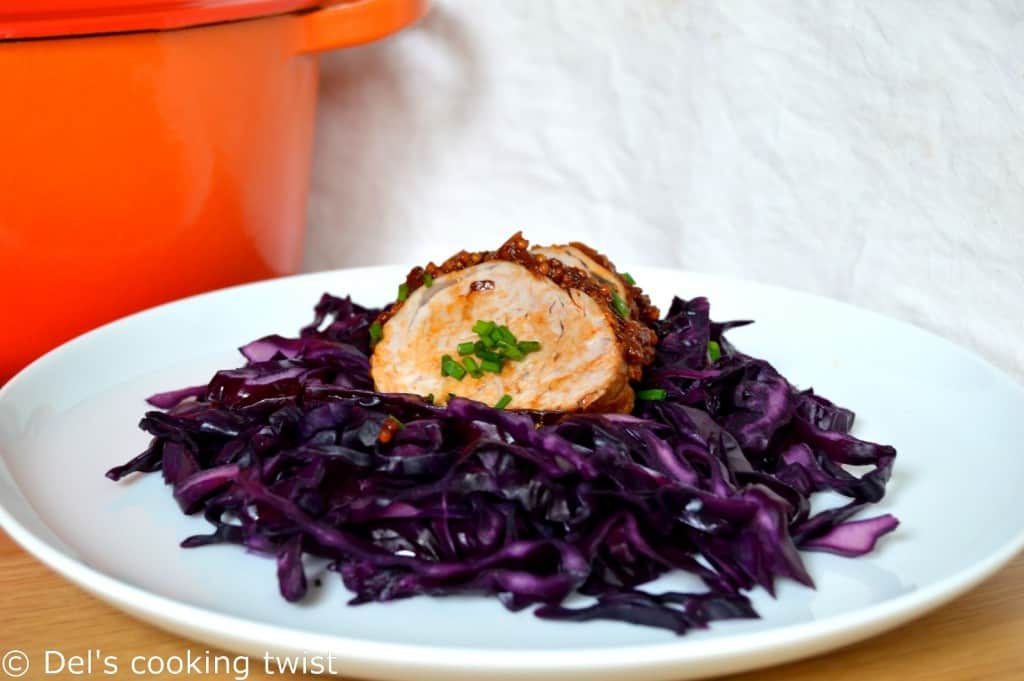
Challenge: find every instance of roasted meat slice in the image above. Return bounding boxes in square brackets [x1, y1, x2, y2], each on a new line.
[531, 241, 660, 330]
[370, 234, 659, 413]
[531, 243, 630, 299]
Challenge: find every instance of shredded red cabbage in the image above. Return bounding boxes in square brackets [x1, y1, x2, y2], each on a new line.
[107, 292, 897, 634]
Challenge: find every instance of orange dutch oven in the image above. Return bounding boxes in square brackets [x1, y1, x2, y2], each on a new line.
[0, 0, 427, 382]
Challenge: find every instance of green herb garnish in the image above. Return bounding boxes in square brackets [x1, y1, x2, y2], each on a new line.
[463, 357, 483, 378]
[636, 388, 668, 401]
[634, 385, 667, 401]
[397, 283, 410, 302]
[472, 320, 496, 336]
[611, 292, 630, 318]
[707, 340, 722, 363]
[423, 272, 434, 288]
[494, 325, 517, 346]
[480, 359, 502, 374]
[621, 272, 636, 286]
[368, 321, 383, 344]
[442, 321, 540, 382]
[474, 346, 504, 364]
[441, 354, 466, 380]
[494, 394, 512, 410]
[498, 344, 525, 361]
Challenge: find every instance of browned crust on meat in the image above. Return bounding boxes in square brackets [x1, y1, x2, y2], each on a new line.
[563, 241, 661, 325]
[374, 233, 659, 382]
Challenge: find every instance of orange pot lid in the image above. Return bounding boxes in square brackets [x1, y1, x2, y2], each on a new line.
[0, 0, 333, 40]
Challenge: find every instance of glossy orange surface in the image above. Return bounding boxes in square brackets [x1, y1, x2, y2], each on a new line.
[0, 0, 317, 39]
[0, 0, 427, 382]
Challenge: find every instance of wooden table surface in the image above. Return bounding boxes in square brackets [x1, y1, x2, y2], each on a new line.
[2, 530, 1022, 680]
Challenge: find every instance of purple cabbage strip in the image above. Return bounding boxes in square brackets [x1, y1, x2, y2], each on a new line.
[107, 293, 898, 634]
[801, 514, 900, 557]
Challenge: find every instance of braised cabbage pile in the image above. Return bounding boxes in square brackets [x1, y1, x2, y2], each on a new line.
[108, 293, 897, 633]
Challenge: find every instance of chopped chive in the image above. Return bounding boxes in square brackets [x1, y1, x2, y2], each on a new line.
[368, 321, 383, 344]
[425, 393, 435, 405]
[441, 354, 466, 380]
[707, 340, 722, 363]
[463, 357, 483, 378]
[611, 292, 630, 318]
[494, 394, 512, 410]
[386, 415, 405, 429]
[495, 325, 517, 345]
[498, 344, 525, 360]
[449, 322, 534, 377]
[621, 272, 636, 286]
[636, 388, 668, 401]
[474, 346, 504, 363]
[423, 272, 434, 288]
[472, 320, 496, 336]
[397, 283, 410, 302]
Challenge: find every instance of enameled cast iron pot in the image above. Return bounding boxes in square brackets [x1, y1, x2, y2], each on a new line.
[0, 0, 427, 380]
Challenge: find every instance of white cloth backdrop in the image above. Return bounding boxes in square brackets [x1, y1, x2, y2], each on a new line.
[305, 0, 1023, 382]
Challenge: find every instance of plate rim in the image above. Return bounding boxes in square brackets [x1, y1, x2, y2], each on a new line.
[2, 265, 1023, 678]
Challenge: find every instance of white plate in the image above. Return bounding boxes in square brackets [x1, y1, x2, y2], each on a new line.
[1, 266, 1023, 681]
